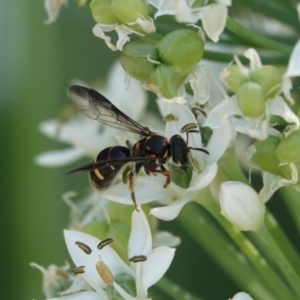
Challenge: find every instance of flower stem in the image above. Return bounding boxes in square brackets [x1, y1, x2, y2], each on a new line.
[225, 17, 293, 56]
[178, 202, 277, 300]
[199, 194, 298, 300]
[264, 211, 300, 278]
[253, 223, 300, 298]
[280, 186, 300, 233]
[156, 277, 204, 300]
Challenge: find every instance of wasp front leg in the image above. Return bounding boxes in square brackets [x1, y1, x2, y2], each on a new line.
[128, 171, 139, 211]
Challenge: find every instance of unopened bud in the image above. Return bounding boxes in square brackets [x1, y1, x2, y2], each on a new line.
[276, 129, 300, 163]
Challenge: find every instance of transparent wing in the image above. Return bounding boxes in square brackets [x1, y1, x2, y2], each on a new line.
[69, 85, 152, 136]
[67, 155, 156, 174]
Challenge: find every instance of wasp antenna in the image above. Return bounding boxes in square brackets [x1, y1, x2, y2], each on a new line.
[189, 147, 209, 155]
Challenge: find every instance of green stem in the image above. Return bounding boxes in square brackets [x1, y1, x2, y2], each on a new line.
[254, 223, 300, 298]
[156, 277, 204, 300]
[225, 17, 293, 56]
[178, 202, 277, 300]
[198, 193, 297, 300]
[264, 211, 300, 278]
[280, 186, 300, 233]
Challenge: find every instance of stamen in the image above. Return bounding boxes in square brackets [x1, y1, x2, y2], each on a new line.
[75, 241, 92, 254]
[96, 261, 114, 285]
[97, 238, 114, 250]
[147, 55, 161, 65]
[129, 255, 147, 263]
[71, 266, 85, 274]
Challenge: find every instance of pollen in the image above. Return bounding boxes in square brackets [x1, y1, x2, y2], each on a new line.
[75, 241, 92, 254]
[96, 261, 114, 285]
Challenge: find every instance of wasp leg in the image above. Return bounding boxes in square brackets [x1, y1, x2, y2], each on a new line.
[147, 165, 173, 188]
[128, 172, 139, 211]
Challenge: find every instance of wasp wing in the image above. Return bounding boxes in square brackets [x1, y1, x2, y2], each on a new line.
[67, 155, 155, 174]
[69, 85, 152, 136]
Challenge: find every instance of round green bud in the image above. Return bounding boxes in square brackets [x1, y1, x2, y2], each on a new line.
[276, 129, 300, 163]
[90, 0, 120, 24]
[221, 65, 248, 94]
[111, 0, 148, 23]
[157, 29, 204, 75]
[250, 65, 282, 98]
[155, 64, 186, 98]
[252, 136, 282, 175]
[237, 81, 266, 117]
[121, 39, 158, 83]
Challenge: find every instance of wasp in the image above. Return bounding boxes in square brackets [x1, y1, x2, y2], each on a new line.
[68, 85, 209, 210]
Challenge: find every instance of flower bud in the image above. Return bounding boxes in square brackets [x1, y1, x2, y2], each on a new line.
[237, 81, 266, 118]
[251, 136, 282, 175]
[276, 129, 300, 163]
[121, 39, 158, 83]
[249, 65, 282, 98]
[91, 0, 149, 25]
[220, 182, 265, 231]
[219, 65, 248, 94]
[121, 29, 204, 98]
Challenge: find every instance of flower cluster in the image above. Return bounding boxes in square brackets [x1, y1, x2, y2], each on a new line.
[36, 1, 300, 300]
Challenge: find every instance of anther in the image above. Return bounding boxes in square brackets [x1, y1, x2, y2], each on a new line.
[129, 255, 147, 263]
[71, 266, 85, 274]
[75, 241, 92, 254]
[97, 238, 114, 250]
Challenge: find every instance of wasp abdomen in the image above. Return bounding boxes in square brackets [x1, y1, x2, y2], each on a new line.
[90, 146, 130, 190]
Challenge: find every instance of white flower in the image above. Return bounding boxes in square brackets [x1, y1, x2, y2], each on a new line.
[44, 0, 67, 24]
[30, 262, 73, 298]
[93, 17, 155, 51]
[219, 181, 266, 231]
[35, 61, 147, 167]
[148, 0, 231, 42]
[214, 48, 299, 140]
[230, 291, 254, 300]
[53, 206, 175, 300]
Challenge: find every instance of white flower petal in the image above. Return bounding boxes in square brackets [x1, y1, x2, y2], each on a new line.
[282, 76, 294, 105]
[128, 208, 152, 258]
[285, 39, 300, 77]
[267, 96, 299, 130]
[230, 291, 254, 300]
[115, 25, 132, 50]
[44, 0, 66, 24]
[150, 197, 192, 221]
[39, 119, 70, 143]
[244, 48, 262, 70]
[134, 16, 156, 33]
[148, 0, 177, 18]
[141, 246, 175, 291]
[186, 64, 210, 104]
[153, 231, 181, 248]
[174, 0, 202, 23]
[102, 176, 176, 205]
[47, 291, 101, 300]
[102, 61, 147, 121]
[259, 164, 298, 203]
[201, 3, 227, 42]
[34, 148, 82, 167]
[188, 162, 218, 191]
[92, 24, 118, 51]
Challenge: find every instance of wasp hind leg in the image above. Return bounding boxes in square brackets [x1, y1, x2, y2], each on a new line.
[128, 172, 139, 211]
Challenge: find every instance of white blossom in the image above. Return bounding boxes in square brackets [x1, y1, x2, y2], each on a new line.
[230, 291, 254, 300]
[44, 0, 67, 24]
[54, 207, 175, 300]
[219, 181, 265, 231]
[148, 0, 231, 42]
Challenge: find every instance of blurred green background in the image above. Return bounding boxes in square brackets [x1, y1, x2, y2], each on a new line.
[4, 1, 296, 300]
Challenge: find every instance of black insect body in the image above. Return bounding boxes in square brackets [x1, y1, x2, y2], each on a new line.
[68, 85, 209, 209]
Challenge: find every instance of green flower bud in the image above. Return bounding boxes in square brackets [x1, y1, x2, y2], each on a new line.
[250, 65, 282, 98]
[237, 81, 266, 117]
[91, 0, 120, 24]
[121, 39, 158, 83]
[157, 30, 204, 75]
[111, 0, 148, 23]
[220, 65, 248, 93]
[91, 0, 148, 25]
[276, 129, 300, 163]
[121, 29, 204, 98]
[252, 136, 283, 175]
